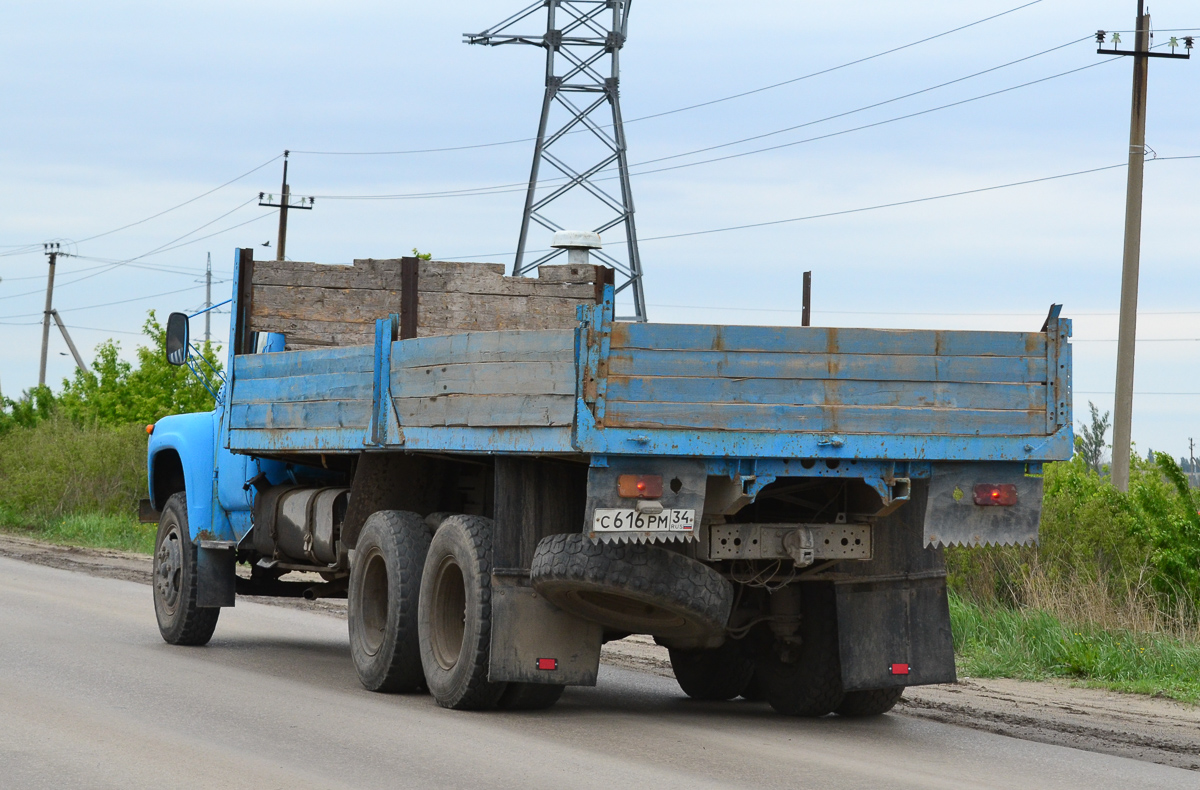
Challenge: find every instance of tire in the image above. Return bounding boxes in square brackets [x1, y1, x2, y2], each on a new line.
[496, 682, 566, 711]
[669, 639, 754, 700]
[530, 533, 733, 648]
[755, 582, 844, 716]
[153, 493, 220, 646]
[418, 515, 508, 710]
[836, 687, 904, 717]
[348, 510, 431, 693]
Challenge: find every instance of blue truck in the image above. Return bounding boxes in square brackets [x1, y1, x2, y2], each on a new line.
[145, 242, 1073, 715]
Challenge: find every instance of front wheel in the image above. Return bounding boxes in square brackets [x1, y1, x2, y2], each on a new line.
[153, 493, 219, 646]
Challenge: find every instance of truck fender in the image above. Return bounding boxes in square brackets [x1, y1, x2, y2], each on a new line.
[147, 411, 222, 541]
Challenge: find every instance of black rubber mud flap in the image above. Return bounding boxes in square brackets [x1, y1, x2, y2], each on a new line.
[834, 577, 955, 691]
[834, 479, 955, 691]
[195, 544, 236, 608]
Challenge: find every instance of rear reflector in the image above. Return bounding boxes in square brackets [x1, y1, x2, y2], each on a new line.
[973, 484, 1018, 507]
[536, 658, 558, 671]
[617, 474, 663, 499]
[890, 663, 910, 675]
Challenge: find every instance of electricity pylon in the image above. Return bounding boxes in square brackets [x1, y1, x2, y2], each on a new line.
[467, 0, 646, 321]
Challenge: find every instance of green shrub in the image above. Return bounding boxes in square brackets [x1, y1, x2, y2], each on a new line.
[0, 418, 147, 523]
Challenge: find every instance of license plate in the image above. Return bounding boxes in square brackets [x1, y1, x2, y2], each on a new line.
[592, 508, 695, 533]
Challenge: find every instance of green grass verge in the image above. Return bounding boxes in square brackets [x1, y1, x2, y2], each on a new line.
[0, 508, 155, 555]
[951, 592, 1200, 704]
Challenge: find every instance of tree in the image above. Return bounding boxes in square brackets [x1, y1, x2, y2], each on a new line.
[1077, 401, 1111, 476]
[56, 311, 223, 427]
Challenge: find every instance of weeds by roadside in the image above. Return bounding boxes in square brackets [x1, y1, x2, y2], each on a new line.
[951, 593, 1200, 704]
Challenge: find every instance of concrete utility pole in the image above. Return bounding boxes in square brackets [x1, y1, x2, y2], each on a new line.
[259, 151, 314, 263]
[204, 252, 212, 344]
[38, 243, 60, 387]
[1097, 7, 1192, 491]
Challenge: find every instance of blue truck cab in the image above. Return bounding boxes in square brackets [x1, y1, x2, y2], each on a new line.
[146, 246, 1072, 716]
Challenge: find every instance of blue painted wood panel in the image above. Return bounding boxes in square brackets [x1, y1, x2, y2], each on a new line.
[613, 323, 1046, 358]
[230, 400, 372, 430]
[604, 401, 1045, 436]
[607, 349, 1047, 384]
[233, 345, 374, 378]
[606, 376, 1045, 411]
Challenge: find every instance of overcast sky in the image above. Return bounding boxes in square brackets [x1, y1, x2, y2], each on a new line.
[2, 1, 1197, 458]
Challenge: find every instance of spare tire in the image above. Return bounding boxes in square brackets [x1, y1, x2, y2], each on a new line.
[530, 533, 733, 649]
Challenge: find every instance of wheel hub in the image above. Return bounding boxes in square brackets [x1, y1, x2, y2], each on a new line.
[155, 528, 183, 613]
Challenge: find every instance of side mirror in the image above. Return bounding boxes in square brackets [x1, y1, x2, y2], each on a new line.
[166, 312, 190, 366]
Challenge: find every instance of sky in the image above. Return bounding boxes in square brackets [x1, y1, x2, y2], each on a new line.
[1, 0, 1198, 459]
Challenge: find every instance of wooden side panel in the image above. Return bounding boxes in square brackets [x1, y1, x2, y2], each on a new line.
[247, 258, 601, 349]
[229, 346, 374, 435]
[602, 323, 1052, 438]
[391, 330, 576, 429]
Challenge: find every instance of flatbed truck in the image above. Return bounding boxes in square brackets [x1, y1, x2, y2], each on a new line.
[145, 240, 1073, 715]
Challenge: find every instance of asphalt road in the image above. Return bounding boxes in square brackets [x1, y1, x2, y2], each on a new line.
[0, 555, 1193, 790]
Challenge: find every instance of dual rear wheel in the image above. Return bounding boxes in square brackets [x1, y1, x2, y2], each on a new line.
[347, 512, 562, 710]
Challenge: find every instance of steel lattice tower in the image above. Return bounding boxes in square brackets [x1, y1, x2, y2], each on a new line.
[467, 0, 646, 321]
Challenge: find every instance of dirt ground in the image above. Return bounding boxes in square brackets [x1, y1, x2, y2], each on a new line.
[3, 533, 1197, 771]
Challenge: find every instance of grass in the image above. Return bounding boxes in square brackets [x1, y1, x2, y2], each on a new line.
[951, 593, 1200, 704]
[0, 508, 155, 554]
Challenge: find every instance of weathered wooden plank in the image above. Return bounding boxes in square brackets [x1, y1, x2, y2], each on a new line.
[604, 401, 1047, 436]
[605, 376, 1046, 411]
[535, 263, 606, 283]
[607, 349, 1048, 384]
[393, 361, 576, 399]
[416, 291, 584, 332]
[393, 329, 575, 368]
[393, 394, 576, 428]
[252, 259, 404, 290]
[230, 399, 372, 430]
[232, 371, 374, 404]
[248, 315, 375, 346]
[234, 346, 374, 379]
[251, 284, 403, 323]
[229, 427, 367, 453]
[611, 323, 1047, 358]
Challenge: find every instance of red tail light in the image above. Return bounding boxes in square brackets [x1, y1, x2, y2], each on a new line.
[617, 474, 663, 499]
[973, 484, 1018, 506]
[536, 658, 558, 671]
[890, 663, 910, 675]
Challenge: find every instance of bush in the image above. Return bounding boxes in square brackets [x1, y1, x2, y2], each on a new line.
[0, 418, 147, 524]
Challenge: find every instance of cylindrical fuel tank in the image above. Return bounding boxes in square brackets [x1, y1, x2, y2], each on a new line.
[253, 486, 350, 565]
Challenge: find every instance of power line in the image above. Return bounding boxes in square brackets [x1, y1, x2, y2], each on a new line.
[0, 285, 206, 320]
[434, 154, 1198, 260]
[312, 51, 1121, 202]
[290, 0, 1046, 156]
[69, 155, 282, 245]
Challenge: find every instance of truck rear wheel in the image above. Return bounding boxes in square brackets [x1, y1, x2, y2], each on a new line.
[668, 639, 755, 700]
[530, 533, 733, 649]
[418, 515, 508, 710]
[348, 510, 430, 693]
[754, 582, 844, 716]
[153, 493, 220, 646]
[836, 687, 904, 717]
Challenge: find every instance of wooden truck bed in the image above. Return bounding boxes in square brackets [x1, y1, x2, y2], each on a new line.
[223, 254, 1072, 464]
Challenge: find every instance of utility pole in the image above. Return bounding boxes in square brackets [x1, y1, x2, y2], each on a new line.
[204, 252, 212, 344]
[467, 1, 647, 321]
[38, 243, 60, 387]
[801, 271, 812, 327]
[259, 151, 314, 263]
[1096, 10, 1192, 491]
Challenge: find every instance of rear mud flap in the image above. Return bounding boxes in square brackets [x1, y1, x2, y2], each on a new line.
[488, 575, 603, 686]
[835, 576, 955, 691]
[833, 478, 955, 690]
